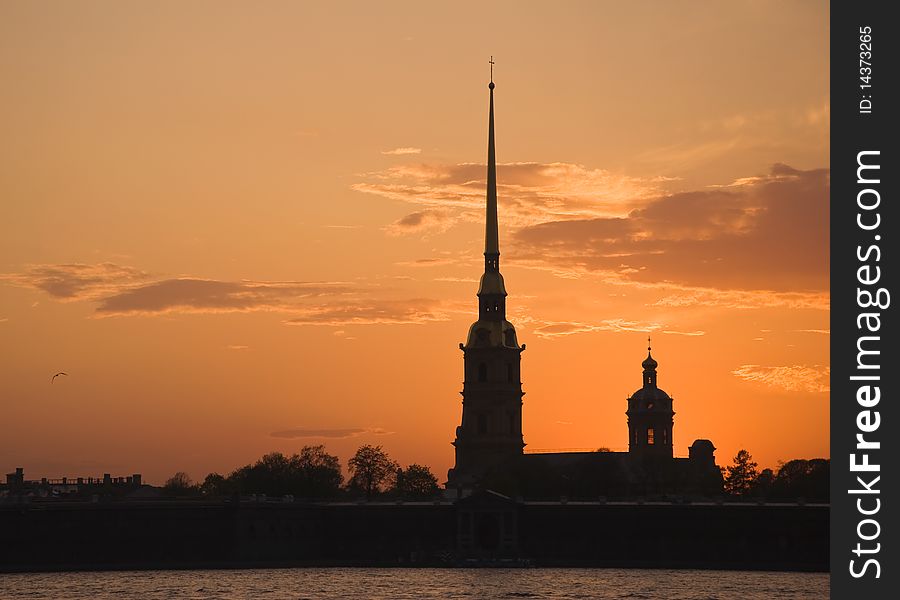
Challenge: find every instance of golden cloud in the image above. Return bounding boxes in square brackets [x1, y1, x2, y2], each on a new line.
[353, 161, 661, 233]
[731, 364, 830, 393]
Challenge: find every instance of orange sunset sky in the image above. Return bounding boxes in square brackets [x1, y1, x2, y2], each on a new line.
[0, 2, 829, 484]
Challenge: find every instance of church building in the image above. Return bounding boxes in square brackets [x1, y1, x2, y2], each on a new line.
[446, 70, 721, 499]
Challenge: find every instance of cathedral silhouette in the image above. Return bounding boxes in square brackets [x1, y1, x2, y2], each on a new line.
[446, 72, 722, 499]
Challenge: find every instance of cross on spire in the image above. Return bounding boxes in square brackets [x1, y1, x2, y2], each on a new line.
[647, 335, 652, 352]
[489, 55, 495, 82]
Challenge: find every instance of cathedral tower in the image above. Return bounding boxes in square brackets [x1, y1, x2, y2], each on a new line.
[626, 339, 675, 458]
[447, 68, 526, 489]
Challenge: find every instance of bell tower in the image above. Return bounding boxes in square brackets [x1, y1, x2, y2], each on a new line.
[626, 338, 675, 458]
[447, 63, 526, 489]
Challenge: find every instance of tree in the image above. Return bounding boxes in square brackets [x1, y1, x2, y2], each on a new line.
[395, 464, 440, 499]
[295, 444, 344, 498]
[163, 472, 196, 495]
[771, 458, 829, 501]
[348, 444, 399, 499]
[750, 468, 775, 497]
[226, 446, 343, 498]
[199, 472, 228, 496]
[723, 449, 758, 496]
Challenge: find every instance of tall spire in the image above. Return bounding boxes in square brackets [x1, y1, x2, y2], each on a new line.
[473, 57, 508, 325]
[485, 56, 499, 257]
[642, 335, 659, 386]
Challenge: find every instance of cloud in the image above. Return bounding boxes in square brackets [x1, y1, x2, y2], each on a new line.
[381, 147, 422, 155]
[394, 257, 462, 268]
[1, 263, 149, 300]
[661, 329, 706, 336]
[513, 165, 829, 292]
[731, 364, 829, 393]
[95, 279, 350, 316]
[385, 210, 455, 236]
[528, 318, 704, 339]
[3, 263, 454, 326]
[285, 298, 449, 326]
[270, 427, 394, 439]
[353, 161, 661, 231]
[648, 286, 829, 311]
[433, 276, 478, 283]
[226, 345, 249, 350]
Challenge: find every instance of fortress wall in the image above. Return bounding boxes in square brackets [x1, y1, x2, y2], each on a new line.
[0, 500, 826, 571]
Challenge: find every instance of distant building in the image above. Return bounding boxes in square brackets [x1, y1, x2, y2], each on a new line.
[446, 74, 721, 498]
[1, 467, 144, 499]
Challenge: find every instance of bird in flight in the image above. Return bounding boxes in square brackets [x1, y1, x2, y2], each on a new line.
[51, 372, 68, 383]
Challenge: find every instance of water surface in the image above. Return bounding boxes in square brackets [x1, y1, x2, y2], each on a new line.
[0, 568, 829, 600]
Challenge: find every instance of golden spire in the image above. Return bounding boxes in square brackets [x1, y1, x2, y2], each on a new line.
[485, 56, 499, 257]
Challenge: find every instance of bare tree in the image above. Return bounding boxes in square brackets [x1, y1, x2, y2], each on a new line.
[163, 472, 196, 495]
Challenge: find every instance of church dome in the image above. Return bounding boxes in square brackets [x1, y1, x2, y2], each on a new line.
[690, 439, 715, 452]
[642, 352, 658, 370]
[629, 385, 671, 402]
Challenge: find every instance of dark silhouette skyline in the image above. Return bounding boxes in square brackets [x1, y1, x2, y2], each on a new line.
[446, 75, 722, 498]
[0, 4, 829, 485]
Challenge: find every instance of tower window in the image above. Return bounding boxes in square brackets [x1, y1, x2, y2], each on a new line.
[647, 427, 655, 445]
[478, 413, 488, 434]
[478, 363, 488, 382]
[662, 428, 668, 445]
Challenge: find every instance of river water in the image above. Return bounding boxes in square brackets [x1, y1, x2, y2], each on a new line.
[0, 568, 828, 599]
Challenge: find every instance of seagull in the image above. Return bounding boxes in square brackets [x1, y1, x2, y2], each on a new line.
[51, 372, 68, 383]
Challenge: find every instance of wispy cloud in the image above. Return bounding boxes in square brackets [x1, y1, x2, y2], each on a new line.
[95, 279, 350, 316]
[527, 318, 704, 339]
[381, 147, 422, 155]
[385, 210, 454, 236]
[353, 161, 661, 231]
[284, 298, 449, 326]
[731, 364, 829, 393]
[649, 287, 829, 311]
[1, 263, 149, 301]
[270, 427, 394, 439]
[433, 276, 478, 283]
[2, 263, 453, 326]
[394, 257, 464, 268]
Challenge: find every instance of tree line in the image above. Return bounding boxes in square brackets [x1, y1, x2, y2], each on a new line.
[163, 444, 440, 500]
[162, 445, 828, 502]
[722, 449, 829, 502]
